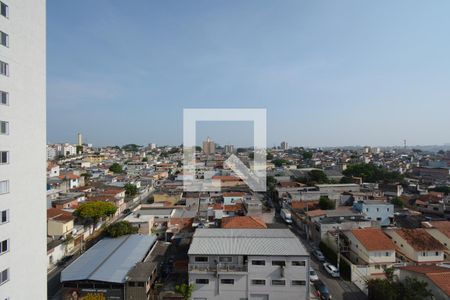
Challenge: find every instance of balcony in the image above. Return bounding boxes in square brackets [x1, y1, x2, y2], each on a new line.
[189, 263, 248, 274]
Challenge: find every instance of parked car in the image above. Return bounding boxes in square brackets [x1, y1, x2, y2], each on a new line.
[309, 267, 319, 282]
[313, 250, 326, 262]
[323, 262, 340, 278]
[313, 280, 332, 300]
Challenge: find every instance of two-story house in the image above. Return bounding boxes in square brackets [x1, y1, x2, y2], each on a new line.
[352, 200, 394, 226]
[384, 228, 446, 265]
[344, 228, 396, 277]
[188, 229, 309, 300]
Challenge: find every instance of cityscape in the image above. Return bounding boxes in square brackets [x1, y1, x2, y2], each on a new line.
[2, 1, 450, 300]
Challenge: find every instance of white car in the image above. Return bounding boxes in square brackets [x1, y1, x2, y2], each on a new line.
[309, 267, 319, 282]
[323, 263, 340, 278]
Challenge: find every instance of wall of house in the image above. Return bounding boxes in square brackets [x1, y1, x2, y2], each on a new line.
[48, 219, 73, 237]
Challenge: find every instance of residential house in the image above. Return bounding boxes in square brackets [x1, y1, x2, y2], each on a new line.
[352, 200, 394, 226]
[399, 265, 450, 300]
[384, 228, 446, 264]
[188, 229, 310, 300]
[47, 208, 74, 239]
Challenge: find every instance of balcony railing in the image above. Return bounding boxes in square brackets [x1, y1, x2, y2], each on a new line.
[189, 263, 248, 273]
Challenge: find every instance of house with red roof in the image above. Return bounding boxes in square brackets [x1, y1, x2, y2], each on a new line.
[344, 228, 396, 277]
[384, 228, 446, 264]
[399, 265, 450, 300]
[221, 216, 267, 229]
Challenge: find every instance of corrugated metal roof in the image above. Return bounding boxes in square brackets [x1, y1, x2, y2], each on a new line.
[61, 234, 156, 283]
[188, 229, 308, 256]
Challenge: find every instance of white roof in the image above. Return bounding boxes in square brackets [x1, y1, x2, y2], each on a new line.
[61, 234, 156, 283]
[188, 229, 308, 256]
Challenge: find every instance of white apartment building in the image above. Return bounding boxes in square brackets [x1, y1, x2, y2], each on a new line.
[188, 229, 310, 300]
[0, 0, 47, 298]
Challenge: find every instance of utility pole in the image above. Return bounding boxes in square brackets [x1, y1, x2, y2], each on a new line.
[336, 228, 341, 270]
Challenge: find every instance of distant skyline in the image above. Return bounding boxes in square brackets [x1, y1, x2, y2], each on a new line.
[48, 1, 450, 147]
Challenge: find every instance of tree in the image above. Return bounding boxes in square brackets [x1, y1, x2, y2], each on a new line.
[397, 277, 433, 300]
[266, 152, 274, 160]
[175, 284, 195, 300]
[142, 157, 148, 162]
[80, 172, 92, 181]
[272, 159, 289, 167]
[368, 279, 396, 300]
[109, 163, 123, 174]
[319, 196, 335, 210]
[74, 201, 117, 225]
[76, 145, 83, 154]
[302, 151, 313, 160]
[124, 183, 138, 197]
[106, 221, 138, 238]
[195, 146, 202, 152]
[429, 185, 450, 195]
[390, 197, 404, 208]
[308, 170, 329, 184]
[343, 163, 403, 183]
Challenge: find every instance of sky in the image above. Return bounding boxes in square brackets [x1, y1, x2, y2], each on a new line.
[47, 0, 450, 148]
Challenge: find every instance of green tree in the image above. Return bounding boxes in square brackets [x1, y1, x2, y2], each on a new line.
[142, 157, 148, 162]
[124, 183, 138, 197]
[397, 277, 433, 300]
[175, 284, 195, 300]
[106, 221, 138, 238]
[195, 146, 202, 152]
[319, 196, 335, 210]
[272, 159, 289, 167]
[343, 163, 403, 183]
[308, 170, 329, 184]
[266, 152, 274, 160]
[109, 163, 123, 174]
[390, 197, 404, 208]
[76, 145, 83, 154]
[429, 185, 450, 195]
[302, 151, 313, 160]
[368, 279, 396, 300]
[74, 201, 117, 225]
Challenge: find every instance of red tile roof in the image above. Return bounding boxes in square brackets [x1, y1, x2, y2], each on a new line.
[306, 209, 327, 218]
[401, 265, 450, 296]
[351, 228, 395, 251]
[223, 204, 243, 212]
[429, 221, 450, 239]
[395, 228, 446, 251]
[47, 208, 74, 222]
[221, 216, 267, 229]
[291, 200, 319, 210]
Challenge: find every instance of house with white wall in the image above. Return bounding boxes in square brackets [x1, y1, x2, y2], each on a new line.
[188, 229, 310, 300]
[384, 228, 446, 264]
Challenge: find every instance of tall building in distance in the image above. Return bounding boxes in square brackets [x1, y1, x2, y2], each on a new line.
[202, 137, 216, 155]
[280, 141, 289, 150]
[77, 132, 83, 146]
[224, 144, 235, 154]
[0, 0, 46, 298]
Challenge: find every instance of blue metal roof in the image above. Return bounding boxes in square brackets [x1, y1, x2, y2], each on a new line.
[61, 234, 156, 283]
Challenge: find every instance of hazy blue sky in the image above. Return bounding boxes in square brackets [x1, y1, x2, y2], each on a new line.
[47, 0, 450, 147]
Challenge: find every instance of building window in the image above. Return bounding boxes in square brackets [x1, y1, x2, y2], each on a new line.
[251, 279, 266, 285]
[291, 280, 306, 286]
[220, 279, 234, 285]
[436, 252, 440, 256]
[422, 252, 427, 257]
[0, 240, 8, 255]
[0, 61, 8, 76]
[0, 2, 7, 18]
[0, 151, 9, 164]
[195, 279, 209, 285]
[194, 257, 208, 262]
[219, 257, 232, 263]
[0, 31, 7, 47]
[291, 261, 306, 266]
[272, 261, 286, 267]
[0, 268, 8, 285]
[1, 210, 8, 224]
[0, 91, 7, 105]
[252, 260, 265, 266]
[0, 121, 8, 135]
[271, 280, 286, 286]
[0, 180, 9, 194]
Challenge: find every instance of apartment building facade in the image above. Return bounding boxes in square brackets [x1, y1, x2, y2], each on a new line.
[0, 0, 47, 298]
[188, 229, 310, 300]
